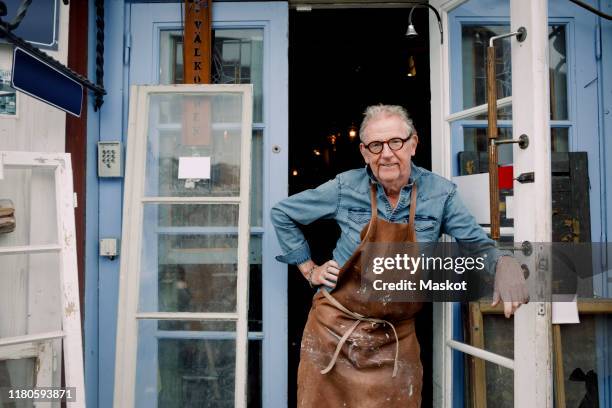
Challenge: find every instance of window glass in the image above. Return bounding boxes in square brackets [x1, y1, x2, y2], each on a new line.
[459, 25, 568, 120]
[160, 29, 264, 122]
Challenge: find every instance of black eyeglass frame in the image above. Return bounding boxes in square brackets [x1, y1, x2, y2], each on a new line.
[362, 135, 412, 154]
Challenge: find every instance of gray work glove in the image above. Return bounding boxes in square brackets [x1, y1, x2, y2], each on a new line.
[492, 256, 530, 318]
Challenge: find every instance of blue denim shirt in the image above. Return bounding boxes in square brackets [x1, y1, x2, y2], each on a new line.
[270, 163, 502, 273]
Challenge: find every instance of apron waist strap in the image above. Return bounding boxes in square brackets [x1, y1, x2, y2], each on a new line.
[320, 290, 400, 378]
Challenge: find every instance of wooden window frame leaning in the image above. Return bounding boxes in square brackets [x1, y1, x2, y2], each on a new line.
[0, 151, 85, 407]
[468, 299, 612, 407]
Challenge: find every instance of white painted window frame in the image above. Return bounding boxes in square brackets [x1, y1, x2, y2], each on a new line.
[0, 342, 55, 391]
[429, 0, 553, 406]
[113, 84, 253, 408]
[0, 151, 85, 407]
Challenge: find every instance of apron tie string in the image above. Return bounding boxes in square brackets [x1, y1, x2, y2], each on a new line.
[320, 290, 400, 378]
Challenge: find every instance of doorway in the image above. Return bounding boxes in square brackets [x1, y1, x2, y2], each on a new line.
[288, 7, 432, 406]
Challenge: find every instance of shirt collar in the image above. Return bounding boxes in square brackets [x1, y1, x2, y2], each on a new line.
[366, 162, 422, 189]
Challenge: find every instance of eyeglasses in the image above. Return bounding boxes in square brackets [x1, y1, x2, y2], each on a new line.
[363, 136, 412, 154]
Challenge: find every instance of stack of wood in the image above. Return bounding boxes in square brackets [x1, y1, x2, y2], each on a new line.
[0, 199, 15, 234]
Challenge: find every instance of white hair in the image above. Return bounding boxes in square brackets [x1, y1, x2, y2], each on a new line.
[359, 104, 415, 141]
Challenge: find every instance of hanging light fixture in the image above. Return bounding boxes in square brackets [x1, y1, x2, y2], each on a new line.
[406, 4, 444, 44]
[348, 124, 357, 140]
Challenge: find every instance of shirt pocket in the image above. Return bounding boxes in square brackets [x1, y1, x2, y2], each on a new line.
[347, 208, 371, 226]
[414, 215, 438, 240]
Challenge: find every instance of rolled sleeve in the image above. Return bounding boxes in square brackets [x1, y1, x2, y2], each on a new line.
[270, 178, 340, 265]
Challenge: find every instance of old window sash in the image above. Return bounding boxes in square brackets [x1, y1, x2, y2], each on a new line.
[0, 151, 85, 407]
[113, 84, 253, 408]
[430, 0, 553, 406]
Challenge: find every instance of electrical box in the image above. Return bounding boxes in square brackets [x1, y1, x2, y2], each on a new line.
[98, 141, 123, 177]
[100, 238, 119, 259]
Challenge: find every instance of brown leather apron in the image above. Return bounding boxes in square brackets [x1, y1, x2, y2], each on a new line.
[297, 183, 423, 407]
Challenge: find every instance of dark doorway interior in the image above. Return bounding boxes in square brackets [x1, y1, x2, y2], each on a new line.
[288, 7, 433, 407]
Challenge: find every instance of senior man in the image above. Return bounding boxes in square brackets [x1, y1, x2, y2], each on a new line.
[271, 104, 528, 407]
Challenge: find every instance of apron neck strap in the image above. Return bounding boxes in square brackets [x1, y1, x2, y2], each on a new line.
[408, 182, 417, 226]
[369, 183, 378, 217]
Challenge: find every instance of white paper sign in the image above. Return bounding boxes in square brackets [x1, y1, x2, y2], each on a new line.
[552, 294, 580, 324]
[178, 156, 211, 179]
[452, 173, 490, 224]
[505, 196, 514, 220]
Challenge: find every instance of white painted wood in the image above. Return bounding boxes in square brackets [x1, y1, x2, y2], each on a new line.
[0, 332, 64, 347]
[55, 155, 85, 406]
[0, 2, 70, 153]
[0, 244, 62, 254]
[235, 85, 253, 408]
[0, 341, 55, 397]
[445, 96, 513, 122]
[141, 196, 242, 203]
[447, 340, 515, 370]
[135, 312, 240, 321]
[114, 85, 253, 408]
[0, 152, 85, 407]
[510, 0, 553, 406]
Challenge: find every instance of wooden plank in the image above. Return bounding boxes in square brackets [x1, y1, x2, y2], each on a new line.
[551, 176, 571, 192]
[66, 0, 88, 315]
[553, 325, 566, 408]
[568, 153, 591, 243]
[183, 0, 212, 84]
[551, 152, 569, 173]
[469, 302, 487, 408]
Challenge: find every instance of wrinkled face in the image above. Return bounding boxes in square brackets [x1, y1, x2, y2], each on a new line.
[359, 114, 418, 189]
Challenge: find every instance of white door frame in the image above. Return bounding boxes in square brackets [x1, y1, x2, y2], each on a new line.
[429, 0, 553, 406]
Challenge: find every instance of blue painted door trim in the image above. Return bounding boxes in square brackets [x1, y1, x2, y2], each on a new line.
[85, 2, 288, 408]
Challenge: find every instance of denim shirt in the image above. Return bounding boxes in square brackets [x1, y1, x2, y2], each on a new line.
[270, 163, 503, 273]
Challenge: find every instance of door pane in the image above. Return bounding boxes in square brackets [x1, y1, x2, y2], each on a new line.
[139, 204, 239, 313]
[0, 168, 57, 247]
[0, 357, 36, 408]
[458, 24, 568, 120]
[145, 93, 244, 198]
[559, 314, 611, 407]
[135, 320, 237, 408]
[461, 25, 513, 114]
[160, 29, 264, 122]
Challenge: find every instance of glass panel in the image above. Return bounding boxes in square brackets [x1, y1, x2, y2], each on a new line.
[247, 340, 262, 408]
[135, 321, 236, 408]
[483, 314, 513, 406]
[458, 25, 568, 120]
[461, 127, 514, 169]
[0, 358, 36, 407]
[160, 29, 264, 122]
[0, 67, 17, 116]
[461, 25, 513, 115]
[0, 168, 57, 247]
[251, 129, 263, 227]
[139, 204, 239, 313]
[551, 127, 569, 152]
[145, 93, 244, 197]
[463, 310, 514, 407]
[549, 25, 568, 120]
[249, 236, 262, 332]
[558, 314, 612, 407]
[0, 254, 61, 338]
